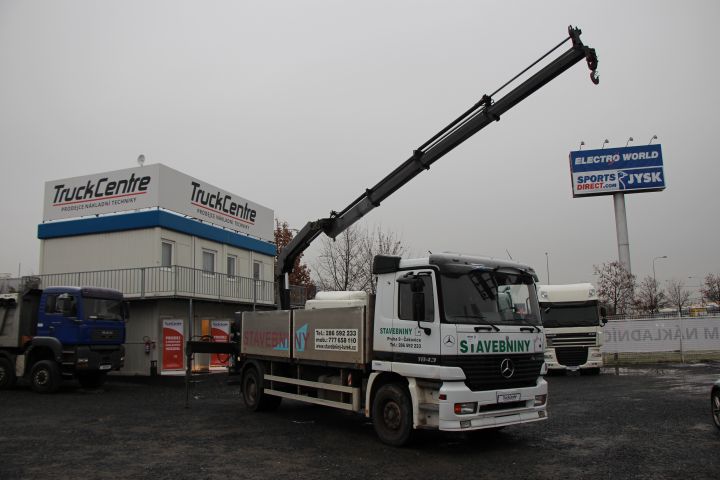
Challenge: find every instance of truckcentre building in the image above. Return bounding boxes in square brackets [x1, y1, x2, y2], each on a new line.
[35, 164, 294, 376]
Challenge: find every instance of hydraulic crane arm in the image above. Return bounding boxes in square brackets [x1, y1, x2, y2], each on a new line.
[278, 26, 598, 309]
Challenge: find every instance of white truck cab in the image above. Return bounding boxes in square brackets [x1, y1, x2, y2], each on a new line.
[537, 283, 607, 375]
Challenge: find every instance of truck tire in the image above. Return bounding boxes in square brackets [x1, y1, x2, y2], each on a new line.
[30, 360, 61, 394]
[242, 367, 281, 412]
[0, 357, 16, 389]
[712, 387, 720, 431]
[372, 383, 413, 446]
[78, 372, 107, 389]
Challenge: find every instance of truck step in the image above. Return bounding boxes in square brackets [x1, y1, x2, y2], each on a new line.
[419, 403, 439, 412]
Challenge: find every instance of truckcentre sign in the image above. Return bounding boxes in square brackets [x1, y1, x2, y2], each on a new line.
[43, 164, 274, 242]
[568, 144, 665, 197]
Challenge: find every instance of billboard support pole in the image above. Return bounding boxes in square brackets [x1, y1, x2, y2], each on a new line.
[613, 192, 632, 273]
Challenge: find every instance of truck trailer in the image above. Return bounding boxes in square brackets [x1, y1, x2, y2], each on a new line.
[537, 283, 607, 374]
[0, 277, 127, 392]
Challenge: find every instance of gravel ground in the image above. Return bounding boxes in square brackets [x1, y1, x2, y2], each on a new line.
[1, 363, 719, 480]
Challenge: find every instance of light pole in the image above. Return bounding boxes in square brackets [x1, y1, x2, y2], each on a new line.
[652, 255, 668, 286]
[651, 256, 667, 315]
[545, 252, 550, 284]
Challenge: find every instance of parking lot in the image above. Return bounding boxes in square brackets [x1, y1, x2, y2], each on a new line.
[1, 364, 718, 480]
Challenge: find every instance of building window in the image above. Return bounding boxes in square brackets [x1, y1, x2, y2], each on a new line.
[202, 250, 216, 274]
[227, 255, 236, 279]
[253, 261, 262, 281]
[161, 241, 173, 268]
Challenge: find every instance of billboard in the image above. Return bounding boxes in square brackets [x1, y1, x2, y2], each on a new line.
[568, 144, 665, 197]
[43, 164, 274, 242]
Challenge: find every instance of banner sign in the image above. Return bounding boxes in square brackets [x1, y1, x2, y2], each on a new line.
[602, 316, 720, 353]
[568, 144, 665, 197]
[162, 319, 185, 371]
[43, 164, 274, 242]
[210, 319, 231, 368]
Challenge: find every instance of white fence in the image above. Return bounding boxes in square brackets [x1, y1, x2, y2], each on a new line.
[601, 315, 720, 363]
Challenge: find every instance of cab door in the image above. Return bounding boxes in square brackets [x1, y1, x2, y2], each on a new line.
[391, 269, 441, 363]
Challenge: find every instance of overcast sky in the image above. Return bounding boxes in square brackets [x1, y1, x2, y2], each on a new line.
[1, 1, 718, 294]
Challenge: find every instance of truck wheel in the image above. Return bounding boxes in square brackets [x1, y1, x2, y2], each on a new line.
[0, 357, 16, 389]
[242, 367, 281, 412]
[30, 360, 61, 394]
[712, 388, 720, 431]
[372, 383, 413, 446]
[78, 372, 107, 389]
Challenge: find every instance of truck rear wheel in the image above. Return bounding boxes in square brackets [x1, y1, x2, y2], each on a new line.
[712, 388, 720, 431]
[372, 383, 413, 446]
[30, 360, 61, 393]
[0, 357, 16, 389]
[242, 367, 281, 412]
[78, 372, 107, 389]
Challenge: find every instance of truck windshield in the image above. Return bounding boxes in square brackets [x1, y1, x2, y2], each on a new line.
[540, 302, 599, 328]
[83, 297, 124, 321]
[440, 269, 541, 326]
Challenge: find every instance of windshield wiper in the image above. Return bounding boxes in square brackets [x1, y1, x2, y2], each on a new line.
[515, 316, 541, 332]
[449, 314, 500, 331]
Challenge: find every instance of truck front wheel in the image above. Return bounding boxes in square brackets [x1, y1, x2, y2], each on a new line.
[372, 383, 413, 446]
[0, 357, 16, 389]
[30, 360, 61, 393]
[242, 367, 281, 412]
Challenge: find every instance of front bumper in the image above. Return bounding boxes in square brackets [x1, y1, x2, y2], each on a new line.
[437, 377, 548, 431]
[74, 345, 125, 372]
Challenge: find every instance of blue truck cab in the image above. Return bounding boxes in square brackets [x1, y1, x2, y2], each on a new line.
[0, 281, 127, 393]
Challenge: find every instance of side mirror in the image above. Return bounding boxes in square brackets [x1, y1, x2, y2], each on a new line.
[123, 301, 131, 322]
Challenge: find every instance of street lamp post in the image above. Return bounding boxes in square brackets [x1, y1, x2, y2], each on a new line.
[652, 255, 668, 285]
[651, 256, 667, 315]
[545, 252, 550, 284]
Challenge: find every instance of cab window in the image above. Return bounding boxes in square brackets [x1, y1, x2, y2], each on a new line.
[398, 275, 435, 322]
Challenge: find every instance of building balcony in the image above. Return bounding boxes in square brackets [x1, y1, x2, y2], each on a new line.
[0, 266, 307, 308]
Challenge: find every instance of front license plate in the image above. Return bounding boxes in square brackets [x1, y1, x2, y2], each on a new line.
[99, 364, 112, 371]
[497, 392, 521, 403]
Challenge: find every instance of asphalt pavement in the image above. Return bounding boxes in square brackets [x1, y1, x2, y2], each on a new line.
[0, 363, 718, 480]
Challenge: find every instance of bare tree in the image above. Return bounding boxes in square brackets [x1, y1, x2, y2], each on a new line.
[313, 225, 369, 292]
[362, 225, 407, 294]
[666, 278, 691, 316]
[634, 275, 667, 314]
[701, 273, 720, 306]
[313, 224, 407, 294]
[594, 261, 636, 315]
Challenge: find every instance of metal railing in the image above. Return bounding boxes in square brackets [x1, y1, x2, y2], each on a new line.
[4, 266, 308, 307]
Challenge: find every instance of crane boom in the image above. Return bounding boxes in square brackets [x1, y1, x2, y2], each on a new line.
[278, 26, 598, 309]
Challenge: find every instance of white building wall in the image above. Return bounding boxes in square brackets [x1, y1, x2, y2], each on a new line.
[40, 226, 274, 277]
[40, 229, 157, 274]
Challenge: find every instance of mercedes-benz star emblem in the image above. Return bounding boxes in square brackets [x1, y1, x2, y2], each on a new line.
[443, 335, 456, 346]
[500, 358, 515, 379]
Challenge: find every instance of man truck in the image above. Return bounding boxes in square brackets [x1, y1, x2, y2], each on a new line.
[0, 277, 127, 392]
[193, 26, 598, 445]
[537, 283, 607, 375]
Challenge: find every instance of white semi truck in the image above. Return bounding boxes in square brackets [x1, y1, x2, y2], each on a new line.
[209, 27, 599, 445]
[238, 254, 548, 445]
[537, 283, 607, 375]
